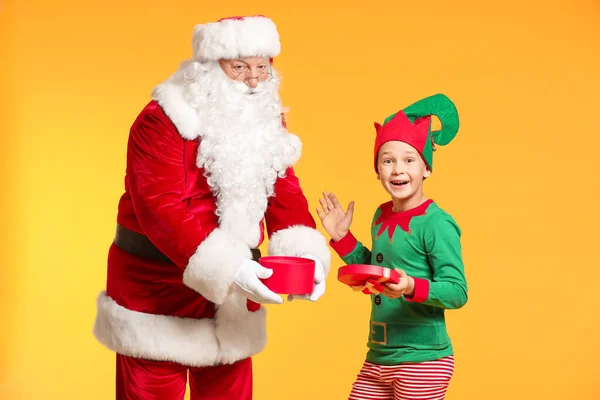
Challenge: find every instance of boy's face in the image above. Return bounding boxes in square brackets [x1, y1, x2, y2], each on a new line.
[377, 141, 431, 206]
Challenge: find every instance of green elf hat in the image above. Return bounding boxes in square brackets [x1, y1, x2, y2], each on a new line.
[373, 94, 460, 172]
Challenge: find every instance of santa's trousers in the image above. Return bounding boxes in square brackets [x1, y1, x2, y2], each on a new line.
[116, 354, 252, 400]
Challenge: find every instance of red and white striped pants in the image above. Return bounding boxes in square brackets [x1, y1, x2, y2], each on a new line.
[349, 356, 454, 400]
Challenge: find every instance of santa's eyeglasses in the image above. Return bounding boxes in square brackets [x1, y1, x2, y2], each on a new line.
[233, 69, 273, 84]
[229, 62, 274, 83]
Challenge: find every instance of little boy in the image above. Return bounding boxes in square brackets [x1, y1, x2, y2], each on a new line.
[317, 94, 468, 400]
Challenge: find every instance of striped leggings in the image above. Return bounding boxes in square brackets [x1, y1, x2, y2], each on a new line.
[349, 356, 454, 400]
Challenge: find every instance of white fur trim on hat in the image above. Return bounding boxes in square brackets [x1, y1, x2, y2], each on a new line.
[193, 16, 281, 62]
[93, 291, 267, 367]
[183, 228, 251, 305]
[268, 225, 331, 277]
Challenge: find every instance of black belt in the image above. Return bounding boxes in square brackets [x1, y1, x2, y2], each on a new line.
[113, 223, 261, 263]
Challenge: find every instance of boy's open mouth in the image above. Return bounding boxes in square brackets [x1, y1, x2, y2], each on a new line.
[391, 180, 409, 186]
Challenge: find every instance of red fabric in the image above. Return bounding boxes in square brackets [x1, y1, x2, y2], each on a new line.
[364, 279, 385, 294]
[108, 100, 315, 319]
[348, 356, 454, 400]
[329, 231, 358, 257]
[373, 112, 430, 172]
[118, 101, 217, 269]
[281, 113, 287, 128]
[107, 244, 215, 318]
[404, 277, 430, 303]
[246, 300, 260, 312]
[265, 167, 316, 236]
[116, 355, 252, 400]
[374, 199, 433, 239]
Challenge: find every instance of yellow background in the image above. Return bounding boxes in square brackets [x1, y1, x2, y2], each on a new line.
[1, 0, 599, 398]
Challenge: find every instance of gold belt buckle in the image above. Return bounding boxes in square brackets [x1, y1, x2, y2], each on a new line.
[371, 321, 387, 345]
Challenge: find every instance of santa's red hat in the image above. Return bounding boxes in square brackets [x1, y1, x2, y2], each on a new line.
[192, 15, 280, 62]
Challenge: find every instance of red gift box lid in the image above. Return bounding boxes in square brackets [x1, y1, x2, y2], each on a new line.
[337, 264, 399, 287]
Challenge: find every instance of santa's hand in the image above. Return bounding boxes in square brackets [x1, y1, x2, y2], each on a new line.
[287, 254, 326, 302]
[233, 259, 283, 304]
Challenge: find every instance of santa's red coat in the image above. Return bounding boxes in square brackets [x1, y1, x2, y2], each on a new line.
[94, 100, 330, 367]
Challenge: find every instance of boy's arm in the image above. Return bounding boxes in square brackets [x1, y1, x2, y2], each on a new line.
[329, 207, 380, 265]
[405, 215, 468, 309]
[330, 231, 372, 265]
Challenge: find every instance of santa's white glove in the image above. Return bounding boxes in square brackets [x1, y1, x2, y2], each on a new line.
[287, 254, 326, 302]
[233, 259, 283, 304]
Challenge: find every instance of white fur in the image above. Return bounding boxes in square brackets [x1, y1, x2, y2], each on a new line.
[268, 225, 332, 277]
[215, 292, 268, 364]
[151, 74, 199, 140]
[154, 61, 301, 249]
[193, 65, 300, 247]
[183, 228, 250, 304]
[193, 16, 280, 62]
[93, 291, 266, 367]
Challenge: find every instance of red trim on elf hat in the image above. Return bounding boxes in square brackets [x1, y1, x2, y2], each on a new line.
[373, 111, 431, 172]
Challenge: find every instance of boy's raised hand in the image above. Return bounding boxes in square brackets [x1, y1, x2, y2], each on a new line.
[316, 192, 354, 242]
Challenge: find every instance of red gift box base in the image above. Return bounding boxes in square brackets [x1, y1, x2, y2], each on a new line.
[259, 256, 315, 295]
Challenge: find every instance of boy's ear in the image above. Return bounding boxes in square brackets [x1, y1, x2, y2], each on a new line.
[376, 172, 381, 180]
[424, 168, 432, 179]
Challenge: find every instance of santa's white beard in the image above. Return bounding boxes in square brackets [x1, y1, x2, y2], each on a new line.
[181, 61, 301, 247]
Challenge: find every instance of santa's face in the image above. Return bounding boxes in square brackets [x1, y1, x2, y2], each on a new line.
[218, 57, 272, 91]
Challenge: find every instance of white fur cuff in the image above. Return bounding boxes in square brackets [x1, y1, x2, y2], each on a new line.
[183, 228, 251, 304]
[268, 225, 331, 276]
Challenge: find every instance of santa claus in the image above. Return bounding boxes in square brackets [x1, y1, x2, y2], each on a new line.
[93, 15, 330, 399]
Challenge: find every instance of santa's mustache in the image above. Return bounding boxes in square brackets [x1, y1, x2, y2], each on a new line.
[230, 80, 266, 95]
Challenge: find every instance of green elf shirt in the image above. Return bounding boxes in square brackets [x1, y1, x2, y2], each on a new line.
[330, 199, 468, 365]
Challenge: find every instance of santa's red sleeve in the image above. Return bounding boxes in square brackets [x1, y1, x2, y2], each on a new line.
[265, 168, 331, 275]
[126, 108, 251, 304]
